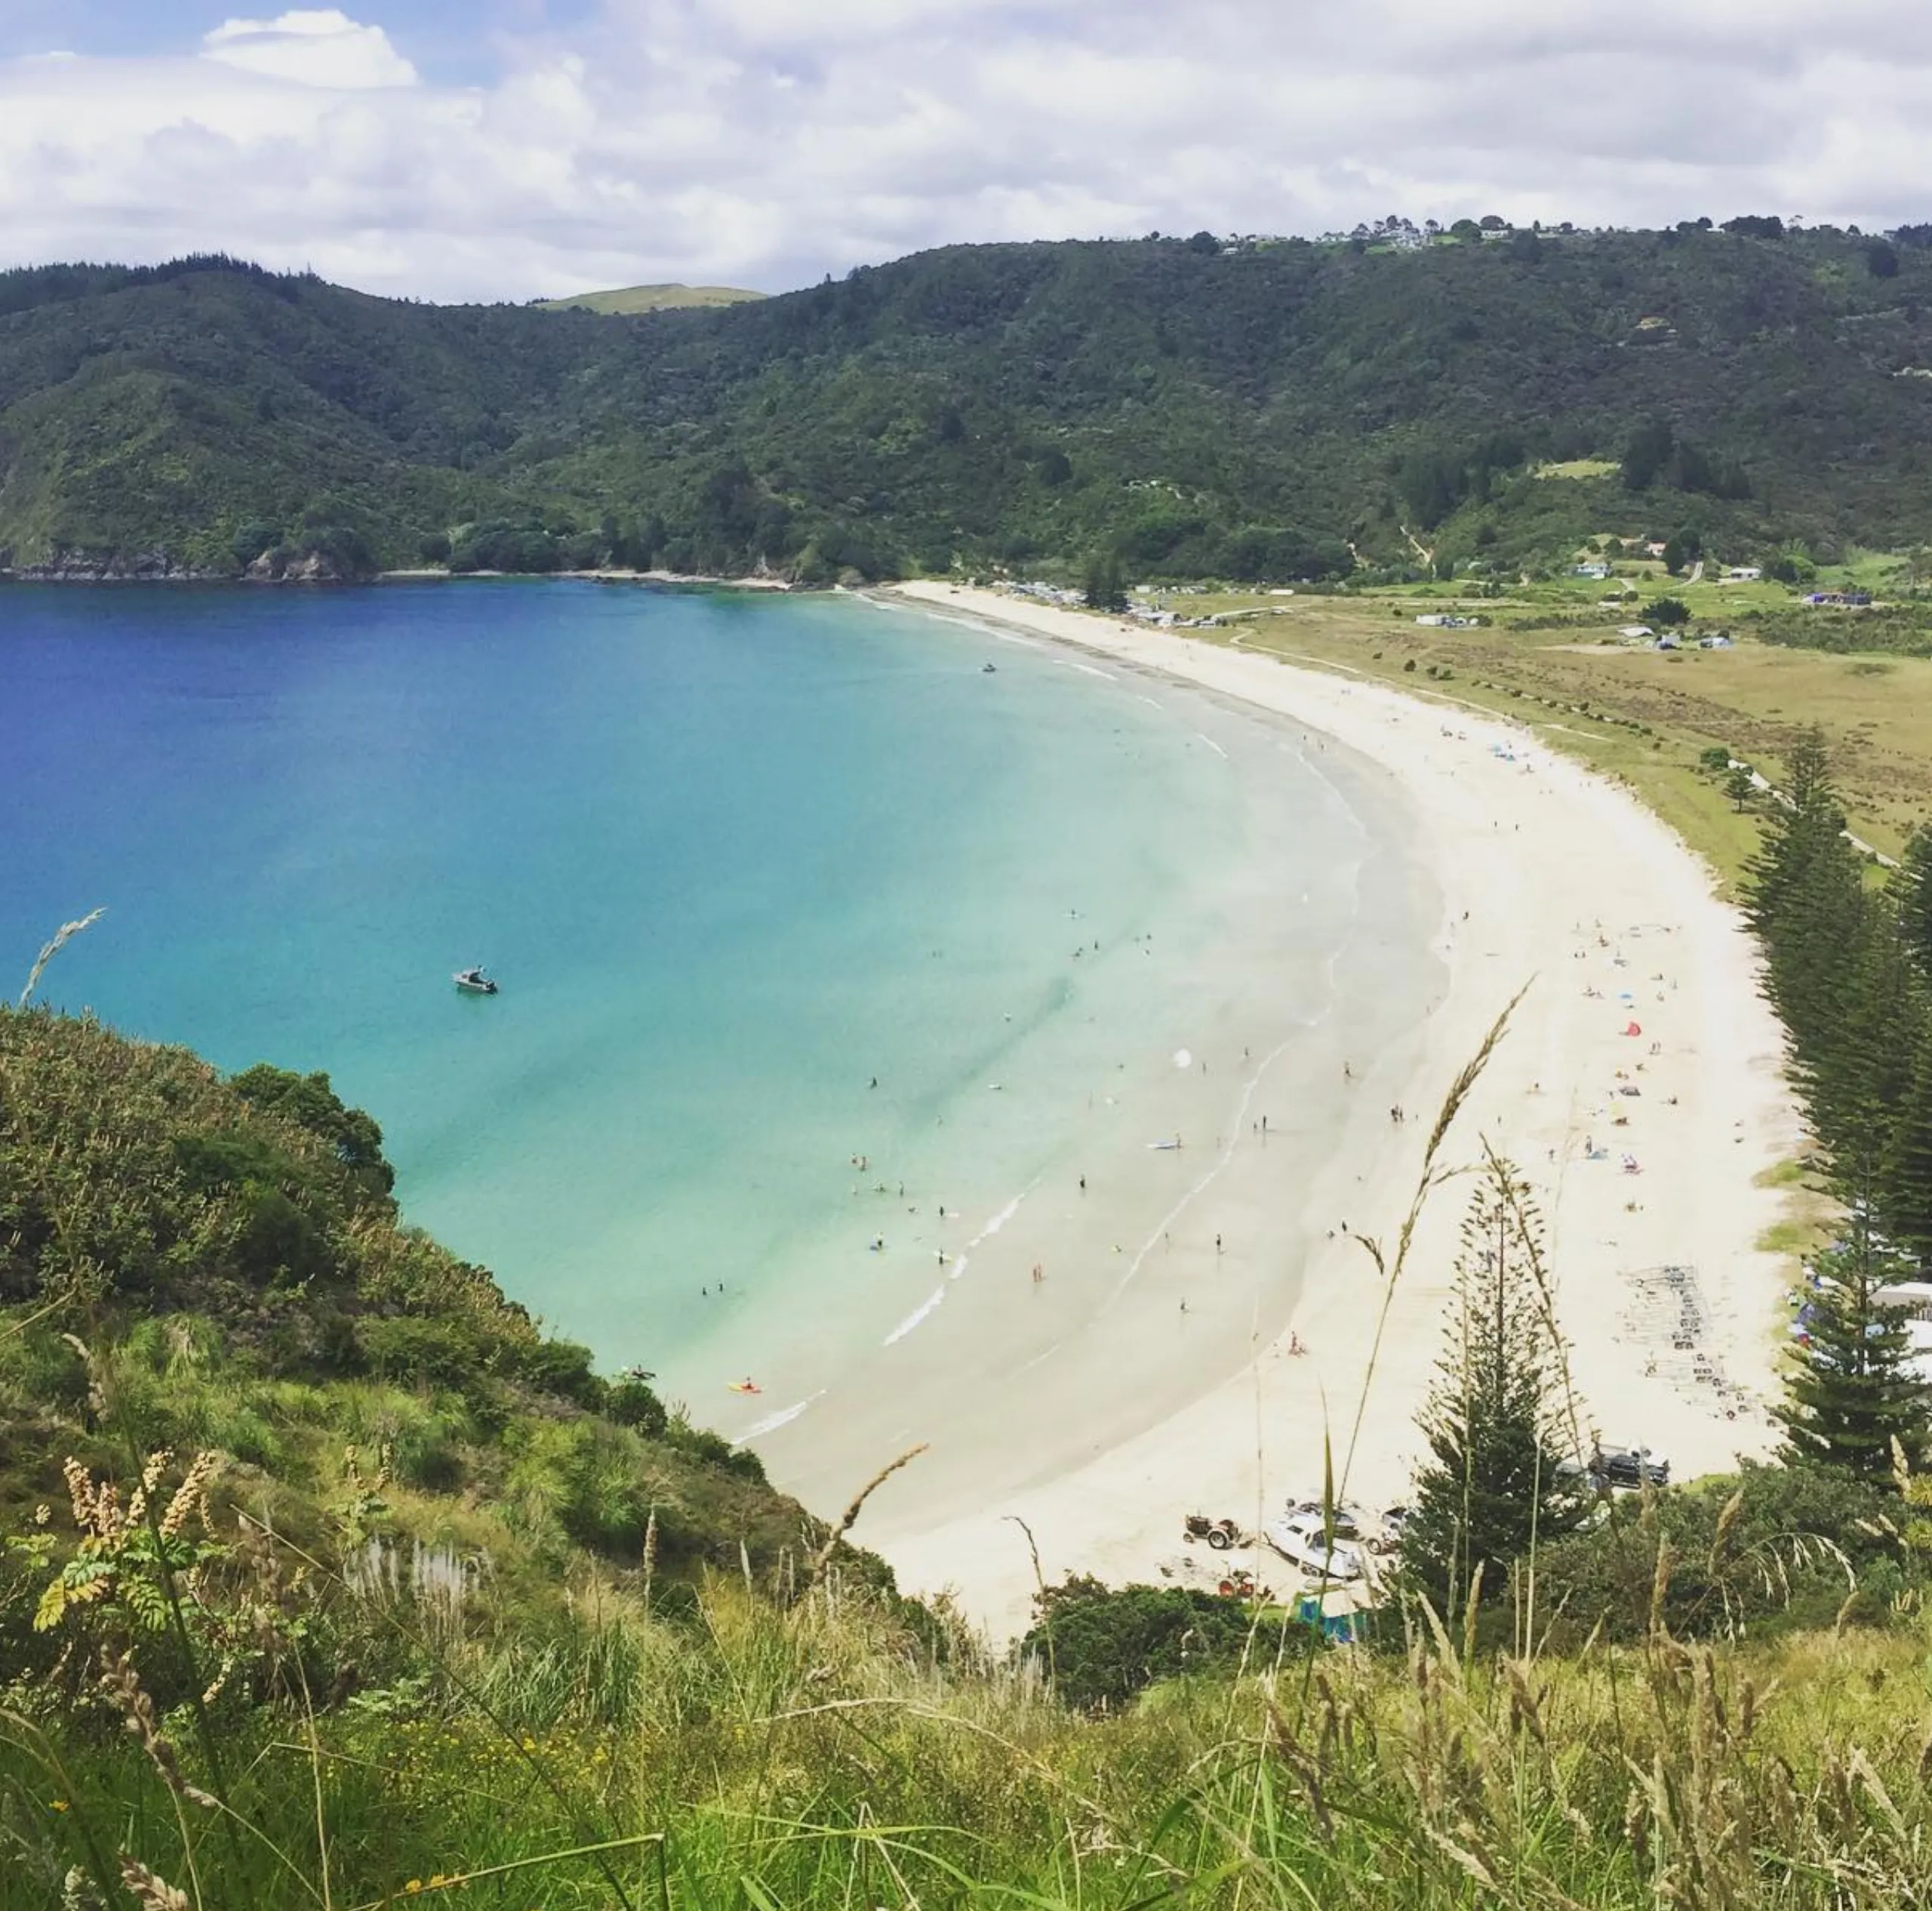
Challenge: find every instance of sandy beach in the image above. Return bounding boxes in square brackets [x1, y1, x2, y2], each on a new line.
[835, 580, 1802, 1640]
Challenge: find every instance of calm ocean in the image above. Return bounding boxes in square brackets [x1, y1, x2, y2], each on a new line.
[1, 581, 1436, 1441]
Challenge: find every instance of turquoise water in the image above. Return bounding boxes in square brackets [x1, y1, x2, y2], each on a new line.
[0, 581, 1437, 1463]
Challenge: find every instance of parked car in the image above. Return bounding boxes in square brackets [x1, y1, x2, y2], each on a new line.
[1592, 1445, 1671, 1488]
[1264, 1509, 1367, 1581]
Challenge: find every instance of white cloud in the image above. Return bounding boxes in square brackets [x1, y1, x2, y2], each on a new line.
[202, 9, 417, 89]
[0, 3, 1928, 301]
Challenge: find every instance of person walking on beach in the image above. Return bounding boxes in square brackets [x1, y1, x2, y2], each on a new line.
[1215, 1233, 1223, 1254]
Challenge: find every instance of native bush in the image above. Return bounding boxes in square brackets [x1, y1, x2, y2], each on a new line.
[1021, 1574, 1312, 1710]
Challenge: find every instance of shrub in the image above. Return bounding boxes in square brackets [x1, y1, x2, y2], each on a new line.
[1021, 1576, 1311, 1710]
[664, 1414, 766, 1484]
[607, 1371, 669, 1437]
[355, 1314, 486, 1389]
[509, 1337, 602, 1408]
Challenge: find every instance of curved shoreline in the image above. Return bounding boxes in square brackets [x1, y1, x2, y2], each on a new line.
[862, 581, 1801, 1639]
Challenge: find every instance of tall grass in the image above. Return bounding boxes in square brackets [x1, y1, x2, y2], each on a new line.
[8, 1559, 1930, 1908]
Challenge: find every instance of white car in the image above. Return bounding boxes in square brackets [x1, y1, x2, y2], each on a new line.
[1265, 1509, 1367, 1582]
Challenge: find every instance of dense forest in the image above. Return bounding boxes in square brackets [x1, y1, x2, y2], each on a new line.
[3, 220, 1932, 584]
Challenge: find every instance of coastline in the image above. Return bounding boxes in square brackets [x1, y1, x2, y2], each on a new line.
[848, 580, 1800, 1640]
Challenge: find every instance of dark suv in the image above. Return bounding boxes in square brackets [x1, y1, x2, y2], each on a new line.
[1592, 1445, 1670, 1488]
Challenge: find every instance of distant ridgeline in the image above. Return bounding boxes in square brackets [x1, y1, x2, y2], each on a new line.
[2, 221, 1930, 585]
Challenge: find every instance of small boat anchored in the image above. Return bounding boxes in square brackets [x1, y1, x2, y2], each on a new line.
[453, 965, 499, 996]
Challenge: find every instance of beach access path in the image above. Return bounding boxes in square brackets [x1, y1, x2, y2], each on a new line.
[869, 580, 1802, 1641]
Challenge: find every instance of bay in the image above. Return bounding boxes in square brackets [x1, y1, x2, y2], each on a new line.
[0, 580, 1437, 1466]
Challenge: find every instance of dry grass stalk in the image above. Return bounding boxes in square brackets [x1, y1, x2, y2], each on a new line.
[807, 1444, 928, 1584]
[99, 1650, 217, 1810]
[19, 908, 106, 1008]
[1336, 987, 1527, 1500]
[116, 1860, 189, 1911]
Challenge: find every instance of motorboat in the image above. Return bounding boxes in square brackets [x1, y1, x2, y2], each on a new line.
[453, 966, 499, 996]
[1264, 1508, 1367, 1582]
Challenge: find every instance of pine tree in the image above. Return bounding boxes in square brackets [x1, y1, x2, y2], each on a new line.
[1881, 1019, 1932, 1266]
[1894, 826, 1932, 980]
[1081, 549, 1127, 612]
[1780, 1206, 1932, 1477]
[1744, 728, 1887, 1165]
[1400, 1152, 1587, 1620]
[1817, 886, 1922, 1168]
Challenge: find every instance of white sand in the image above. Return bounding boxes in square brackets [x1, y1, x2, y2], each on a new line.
[862, 581, 1801, 1639]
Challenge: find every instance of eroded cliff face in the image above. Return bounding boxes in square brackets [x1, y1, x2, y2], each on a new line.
[0, 548, 223, 581]
[0, 546, 346, 582]
[244, 547, 344, 582]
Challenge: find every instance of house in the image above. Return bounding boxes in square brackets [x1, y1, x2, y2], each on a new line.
[1803, 590, 1874, 608]
[1416, 614, 1479, 628]
[1644, 540, 1669, 558]
[1655, 632, 1681, 651]
[1573, 562, 1611, 580]
[1722, 565, 1762, 583]
[1619, 624, 1654, 640]
[1698, 634, 1734, 649]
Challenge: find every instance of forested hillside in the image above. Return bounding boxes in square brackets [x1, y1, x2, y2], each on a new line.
[2, 223, 1930, 583]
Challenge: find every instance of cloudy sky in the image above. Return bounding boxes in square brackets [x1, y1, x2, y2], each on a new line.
[0, 1, 1923, 303]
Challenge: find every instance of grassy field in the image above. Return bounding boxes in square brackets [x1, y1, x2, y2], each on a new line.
[1531, 457, 1621, 480]
[532, 284, 765, 315]
[1170, 577, 1932, 883]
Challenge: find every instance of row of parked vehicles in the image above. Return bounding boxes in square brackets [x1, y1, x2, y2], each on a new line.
[1183, 1445, 1671, 1585]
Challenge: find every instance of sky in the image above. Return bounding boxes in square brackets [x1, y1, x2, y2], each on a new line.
[0, 2, 1925, 303]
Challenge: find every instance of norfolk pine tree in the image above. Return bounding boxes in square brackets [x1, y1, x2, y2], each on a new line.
[1779, 1202, 1931, 1476]
[1400, 1148, 1588, 1623]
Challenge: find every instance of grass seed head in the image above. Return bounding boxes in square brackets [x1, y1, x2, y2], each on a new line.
[115, 1859, 189, 1911]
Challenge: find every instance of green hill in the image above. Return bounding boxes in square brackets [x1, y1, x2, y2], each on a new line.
[3, 226, 1931, 583]
[0, 1004, 834, 1592]
[533, 283, 765, 315]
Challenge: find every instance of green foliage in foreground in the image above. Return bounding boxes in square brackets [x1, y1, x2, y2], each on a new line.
[5, 1488, 1932, 1910]
[8, 223, 1932, 581]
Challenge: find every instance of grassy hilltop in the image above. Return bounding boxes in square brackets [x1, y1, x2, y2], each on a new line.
[531, 283, 766, 315]
[4, 222, 1932, 580]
